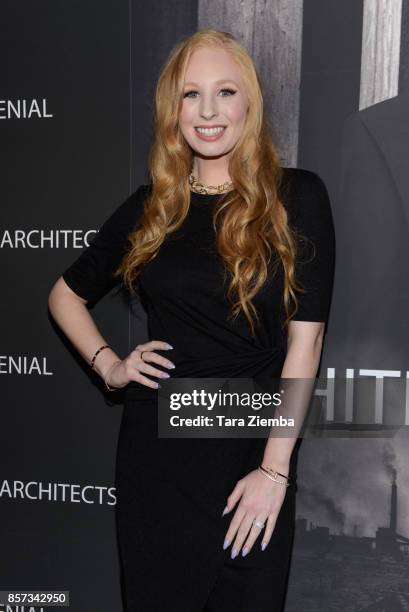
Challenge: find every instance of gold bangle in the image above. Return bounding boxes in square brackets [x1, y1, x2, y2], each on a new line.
[90, 344, 111, 369]
[104, 359, 122, 392]
[258, 466, 290, 487]
[261, 464, 289, 480]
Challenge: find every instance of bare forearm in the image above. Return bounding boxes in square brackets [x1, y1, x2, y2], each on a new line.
[262, 337, 323, 471]
[48, 276, 120, 380]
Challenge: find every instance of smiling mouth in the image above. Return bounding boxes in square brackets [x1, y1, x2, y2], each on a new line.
[195, 126, 226, 135]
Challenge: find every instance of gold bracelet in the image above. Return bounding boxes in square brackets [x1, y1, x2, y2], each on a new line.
[90, 344, 111, 369]
[261, 464, 289, 480]
[258, 466, 290, 487]
[104, 359, 122, 392]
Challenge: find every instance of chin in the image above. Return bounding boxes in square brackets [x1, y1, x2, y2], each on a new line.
[197, 148, 229, 159]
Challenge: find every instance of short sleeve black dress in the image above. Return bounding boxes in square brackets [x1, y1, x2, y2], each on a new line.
[62, 167, 335, 612]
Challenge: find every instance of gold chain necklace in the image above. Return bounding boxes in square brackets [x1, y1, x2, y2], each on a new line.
[189, 173, 234, 195]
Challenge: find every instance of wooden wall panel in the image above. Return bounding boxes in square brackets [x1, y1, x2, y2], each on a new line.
[198, 0, 303, 166]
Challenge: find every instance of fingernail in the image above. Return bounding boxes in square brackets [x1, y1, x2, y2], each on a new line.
[168, 363, 176, 369]
[223, 538, 230, 550]
[261, 542, 267, 551]
[156, 383, 161, 389]
[231, 548, 238, 559]
[242, 547, 249, 557]
[166, 344, 173, 349]
[222, 505, 229, 516]
[161, 373, 171, 378]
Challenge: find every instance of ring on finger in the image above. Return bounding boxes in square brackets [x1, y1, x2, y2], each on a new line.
[140, 351, 146, 361]
[252, 519, 265, 530]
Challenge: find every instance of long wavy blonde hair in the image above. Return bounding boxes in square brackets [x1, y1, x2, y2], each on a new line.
[117, 29, 304, 336]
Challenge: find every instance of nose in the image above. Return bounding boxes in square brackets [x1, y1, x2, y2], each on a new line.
[199, 93, 218, 120]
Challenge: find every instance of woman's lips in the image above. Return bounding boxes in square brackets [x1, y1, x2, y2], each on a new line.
[194, 126, 227, 142]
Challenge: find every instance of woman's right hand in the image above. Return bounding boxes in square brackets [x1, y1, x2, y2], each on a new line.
[104, 340, 175, 390]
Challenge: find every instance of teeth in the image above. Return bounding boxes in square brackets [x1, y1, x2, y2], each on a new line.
[196, 126, 225, 135]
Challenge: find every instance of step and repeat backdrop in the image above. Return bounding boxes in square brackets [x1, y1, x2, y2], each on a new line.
[1, 1, 408, 611]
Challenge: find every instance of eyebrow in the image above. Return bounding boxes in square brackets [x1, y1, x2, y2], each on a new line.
[183, 79, 239, 87]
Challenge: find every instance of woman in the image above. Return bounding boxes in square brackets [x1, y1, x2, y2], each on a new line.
[48, 29, 335, 612]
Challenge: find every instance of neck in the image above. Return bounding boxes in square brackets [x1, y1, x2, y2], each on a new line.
[192, 157, 231, 186]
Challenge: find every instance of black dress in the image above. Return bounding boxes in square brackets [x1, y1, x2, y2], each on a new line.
[62, 167, 335, 612]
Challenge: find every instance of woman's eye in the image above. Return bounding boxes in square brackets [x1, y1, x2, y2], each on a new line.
[219, 88, 236, 96]
[183, 88, 237, 98]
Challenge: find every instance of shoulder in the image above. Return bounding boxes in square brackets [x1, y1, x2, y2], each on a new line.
[279, 167, 332, 227]
[100, 183, 151, 235]
[119, 183, 151, 213]
[279, 167, 329, 204]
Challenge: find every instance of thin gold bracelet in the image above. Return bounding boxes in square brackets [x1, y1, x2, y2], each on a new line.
[258, 466, 290, 487]
[261, 464, 289, 480]
[104, 359, 122, 392]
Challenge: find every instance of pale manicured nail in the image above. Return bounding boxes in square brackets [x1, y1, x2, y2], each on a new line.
[223, 539, 230, 550]
[261, 542, 267, 551]
[231, 548, 238, 559]
[242, 547, 249, 557]
[166, 344, 173, 349]
[222, 505, 229, 516]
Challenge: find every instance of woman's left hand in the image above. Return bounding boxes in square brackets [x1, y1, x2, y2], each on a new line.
[222, 468, 288, 558]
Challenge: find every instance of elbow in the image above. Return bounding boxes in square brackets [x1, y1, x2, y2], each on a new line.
[309, 327, 326, 366]
[47, 280, 58, 314]
[47, 276, 87, 317]
[307, 326, 325, 359]
[284, 321, 326, 376]
[314, 326, 325, 352]
[287, 321, 326, 359]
